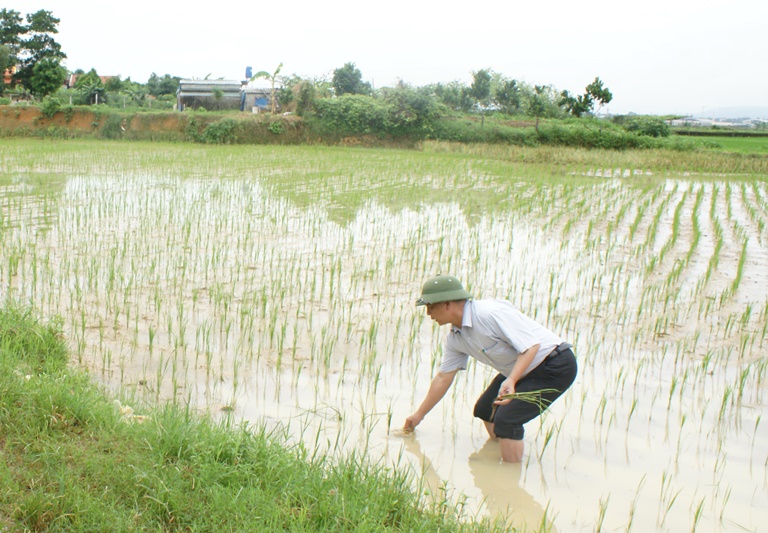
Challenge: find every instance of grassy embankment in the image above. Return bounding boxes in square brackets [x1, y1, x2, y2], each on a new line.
[4, 103, 768, 155]
[0, 304, 504, 532]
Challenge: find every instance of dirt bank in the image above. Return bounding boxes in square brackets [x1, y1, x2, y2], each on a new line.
[0, 105, 307, 144]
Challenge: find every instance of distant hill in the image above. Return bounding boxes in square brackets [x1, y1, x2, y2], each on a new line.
[696, 106, 768, 120]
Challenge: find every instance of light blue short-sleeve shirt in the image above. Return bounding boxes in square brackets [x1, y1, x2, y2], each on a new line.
[439, 300, 564, 377]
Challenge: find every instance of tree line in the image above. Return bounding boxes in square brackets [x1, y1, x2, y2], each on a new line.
[3, 8, 681, 147]
[1, 8, 612, 121]
[286, 62, 612, 121]
[1, 8, 182, 108]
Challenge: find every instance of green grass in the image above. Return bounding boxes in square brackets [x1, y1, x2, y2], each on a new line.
[0, 302, 505, 532]
[697, 135, 768, 154]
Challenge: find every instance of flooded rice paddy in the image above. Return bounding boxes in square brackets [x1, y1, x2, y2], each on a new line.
[1, 141, 767, 532]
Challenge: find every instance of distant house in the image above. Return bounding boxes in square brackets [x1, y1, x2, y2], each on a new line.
[668, 116, 756, 129]
[65, 73, 116, 89]
[3, 67, 14, 87]
[176, 79, 243, 111]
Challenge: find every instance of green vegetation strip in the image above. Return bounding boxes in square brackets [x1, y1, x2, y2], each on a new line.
[0, 303, 503, 532]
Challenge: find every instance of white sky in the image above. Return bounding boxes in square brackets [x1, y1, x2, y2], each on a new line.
[5, 0, 767, 115]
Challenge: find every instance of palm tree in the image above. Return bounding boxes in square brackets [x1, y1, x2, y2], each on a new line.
[250, 62, 282, 114]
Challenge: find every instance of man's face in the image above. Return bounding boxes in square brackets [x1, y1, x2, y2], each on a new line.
[425, 301, 449, 325]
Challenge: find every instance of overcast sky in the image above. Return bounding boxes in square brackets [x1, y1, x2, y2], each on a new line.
[5, 0, 767, 115]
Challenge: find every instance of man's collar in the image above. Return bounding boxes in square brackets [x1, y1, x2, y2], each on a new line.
[451, 300, 473, 332]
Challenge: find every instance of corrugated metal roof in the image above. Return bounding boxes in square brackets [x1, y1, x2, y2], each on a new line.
[179, 79, 242, 86]
[177, 91, 240, 98]
[178, 79, 242, 93]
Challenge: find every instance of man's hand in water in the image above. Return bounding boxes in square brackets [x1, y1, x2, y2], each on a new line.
[403, 413, 423, 433]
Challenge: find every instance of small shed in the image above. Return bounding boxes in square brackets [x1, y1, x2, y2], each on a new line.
[177, 79, 244, 111]
[240, 82, 282, 113]
[243, 87, 276, 112]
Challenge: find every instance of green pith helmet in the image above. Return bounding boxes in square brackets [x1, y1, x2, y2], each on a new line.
[415, 275, 472, 306]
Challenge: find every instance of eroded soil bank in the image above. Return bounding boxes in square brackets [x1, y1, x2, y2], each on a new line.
[0, 105, 306, 144]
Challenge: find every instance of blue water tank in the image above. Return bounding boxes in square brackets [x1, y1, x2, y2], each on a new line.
[245, 66, 252, 79]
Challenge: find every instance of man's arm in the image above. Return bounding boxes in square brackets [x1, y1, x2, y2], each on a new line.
[404, 370, 458, 431]
[495, 343, 540, 404]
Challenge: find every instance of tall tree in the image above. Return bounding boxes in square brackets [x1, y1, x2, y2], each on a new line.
[15, 10, 66, 94]
[332, 62, 371, 96]
[30, 56, 66, 99]
[1, 9, 24, 95]
[584, 77, 612, 114]
[469, 68, 492, 107]
[529, 85, 549, 131]
[494, 78, 522, 115]
[560, 76, 613, 117]
[559, 90, 592, 118]
[0, 9, 66, 97]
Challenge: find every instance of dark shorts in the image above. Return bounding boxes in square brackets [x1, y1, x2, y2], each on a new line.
[473, 346, 577, 440]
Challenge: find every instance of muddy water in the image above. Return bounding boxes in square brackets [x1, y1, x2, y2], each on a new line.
[2, 165, 767, 532]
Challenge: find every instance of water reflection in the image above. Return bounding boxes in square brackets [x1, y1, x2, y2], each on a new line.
[468, 440, 557, 532]
[402, 435, 556, 531]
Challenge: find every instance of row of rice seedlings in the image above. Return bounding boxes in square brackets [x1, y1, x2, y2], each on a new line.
[525, 175, 765, 529]
[741, 181, 766, 240]
[669, 185, 705, 286]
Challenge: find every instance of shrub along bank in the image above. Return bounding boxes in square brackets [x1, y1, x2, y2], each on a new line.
[0, 303, 506, 532]
[1, 103, 709, 151]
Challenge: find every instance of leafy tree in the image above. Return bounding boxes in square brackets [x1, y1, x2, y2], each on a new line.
[250, 62, 282, 114]
[104, 75, 124, 92]
[13, 10, 65, 93]
[0, 9, 66, 97]
[332, 62, 371, 96]
[584, 76, 612, 113]
[493, 78, 522, 115]
[430, 81, 472, 111]
[75, 68, 105, 104]
[469, 68, 492, 107]
[529, 85, 552, 130]
[380, 82, 443, 135]
[0, 9, 23, 52]
[146, 73, 180, 96]
[29, 56, 65, 98]
[123, 81, 147, 106]
[74, 68, 101, 89]
[295, 80, 317, 116]
[560, 76, 613, 117]
[559, 90, 592, 118]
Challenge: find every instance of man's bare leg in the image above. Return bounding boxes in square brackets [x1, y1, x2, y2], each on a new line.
[499, 438, 524, 463]
[483, 420, 497, 439]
